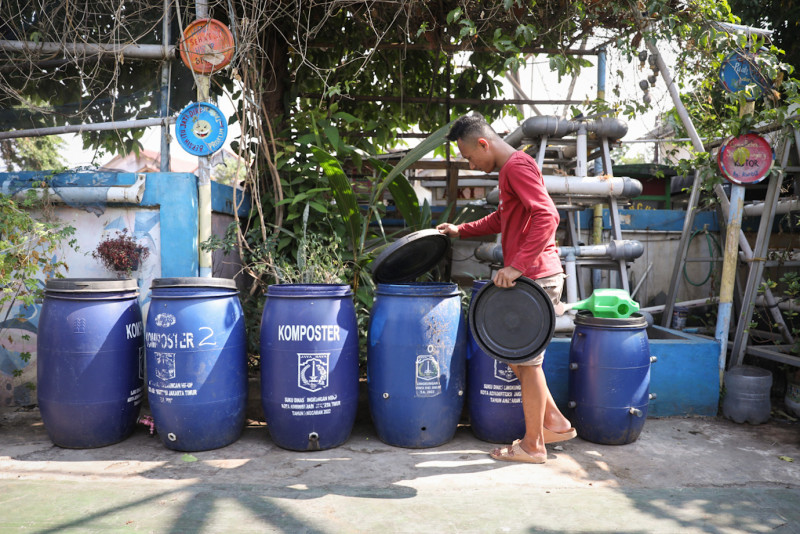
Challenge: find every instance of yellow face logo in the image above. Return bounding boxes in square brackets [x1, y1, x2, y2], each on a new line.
[193, 119, 212, 139]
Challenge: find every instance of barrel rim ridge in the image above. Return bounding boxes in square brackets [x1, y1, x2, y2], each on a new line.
[45, 277, 138, 293]
[574, 310, 648, 328]
[375, 282, 459, 296]
[266, 283, 353, 297]
[152, 277, 237, 289]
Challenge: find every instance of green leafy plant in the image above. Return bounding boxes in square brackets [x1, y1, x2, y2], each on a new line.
[1, 188, 76, 378]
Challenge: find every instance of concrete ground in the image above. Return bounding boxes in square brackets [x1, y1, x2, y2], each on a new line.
[1, 404, 799, 534]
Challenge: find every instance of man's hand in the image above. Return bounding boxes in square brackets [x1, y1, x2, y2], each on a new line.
[436, 223, 459, 237]
[493, 266, 523, 288]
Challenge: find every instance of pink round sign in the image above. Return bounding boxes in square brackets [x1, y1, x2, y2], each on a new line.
[717, 133, 774, 185]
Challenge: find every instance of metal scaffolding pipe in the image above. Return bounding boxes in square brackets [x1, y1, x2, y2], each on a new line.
[0, 117, 175, 140]
[0, 39, 176, 60]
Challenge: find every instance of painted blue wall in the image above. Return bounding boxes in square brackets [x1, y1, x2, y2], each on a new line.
[543, 327, 720, 417]
[1, 171, 250, 279]
[141, 173, 199, 277]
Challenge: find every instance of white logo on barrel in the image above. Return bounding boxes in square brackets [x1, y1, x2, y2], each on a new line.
[155, 313, 176, 328]
[494, 361, 518, 383]
[154, 352, 176, 381]
[298, 353, 329, 393]
[415, 354, 442, 397]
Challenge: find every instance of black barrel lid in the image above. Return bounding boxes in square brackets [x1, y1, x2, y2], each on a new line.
[152, 277, 237, 289]
[468, 277, 556, 363]
[45, 278, 138, 292]
[371, 229, 451, 284]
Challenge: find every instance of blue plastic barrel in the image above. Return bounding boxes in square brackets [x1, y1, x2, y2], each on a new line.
[568, 311, 652, 445]
[467, 280, 525, 443]
[260, 284, 359, 451]
[37, 278, 144, 448]
[368, 282, 466, 448]
[146, 278, 246, 451]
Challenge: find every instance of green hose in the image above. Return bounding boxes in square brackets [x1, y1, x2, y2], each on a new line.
[683, 229, 722, 287]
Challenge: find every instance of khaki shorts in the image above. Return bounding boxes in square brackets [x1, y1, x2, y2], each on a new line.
[514, 272, 566, 367]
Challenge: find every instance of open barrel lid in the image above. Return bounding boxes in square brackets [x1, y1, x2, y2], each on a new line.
[468, 277, 556, 364]
[371, 229, 451, 284]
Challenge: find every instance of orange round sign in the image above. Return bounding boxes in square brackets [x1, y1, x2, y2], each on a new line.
[179, 18, 235, 74]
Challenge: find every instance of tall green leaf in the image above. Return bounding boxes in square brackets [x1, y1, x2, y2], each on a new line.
[311, 147, 363, 255]
[386, 174, 421, 229]
[372, 120, 454, 203]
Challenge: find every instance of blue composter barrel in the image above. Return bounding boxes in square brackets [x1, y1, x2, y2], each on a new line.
[368, 282, 466, 448]
[37, 278, 144, 448]
[260, 284, 359, 451]
[467, 280, 525, 443]
[146, 278, 247, 451]
[568, 311, 653, 445]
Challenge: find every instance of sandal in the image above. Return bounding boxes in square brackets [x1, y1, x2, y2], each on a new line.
[490, 440, 546, 464]
[544, 427, 577, 444]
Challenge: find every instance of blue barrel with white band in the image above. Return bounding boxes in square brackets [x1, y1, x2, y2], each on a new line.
[37, 278, 144, 448]
[568, 311, 653, 445]
[467, 280, 525, 443]
[260, 284, 359, 451]
[146, 277, 247, 451]
[367, 282, 467, 448]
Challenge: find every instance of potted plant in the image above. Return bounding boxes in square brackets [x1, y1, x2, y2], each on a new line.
[92, 229, 150, 276]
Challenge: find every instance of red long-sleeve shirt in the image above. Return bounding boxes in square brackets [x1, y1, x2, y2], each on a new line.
[458, 151, 562, 280]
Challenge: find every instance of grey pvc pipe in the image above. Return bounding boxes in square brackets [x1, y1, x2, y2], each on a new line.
[0, 117, 175, 140]
[484, 175, 642, 204]
[0, 39, 176, 60]
[475, 240, 644, 264]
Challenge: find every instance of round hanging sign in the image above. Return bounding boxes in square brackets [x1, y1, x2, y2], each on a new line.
[175, 102, 228, 157]
[179, 18, 235, 74]
[717, 133, 774, 185]
[718, 49, 770, 101]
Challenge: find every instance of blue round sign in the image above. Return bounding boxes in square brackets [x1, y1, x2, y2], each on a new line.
[175, 102, 228, 156]
[719, 49, 771, 101]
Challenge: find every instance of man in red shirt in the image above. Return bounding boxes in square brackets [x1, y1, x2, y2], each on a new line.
[437, 113, 575, 463]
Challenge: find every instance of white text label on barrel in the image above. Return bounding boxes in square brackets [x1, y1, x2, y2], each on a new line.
[278, 324, 341, 342]
[415, 353, 442, 397]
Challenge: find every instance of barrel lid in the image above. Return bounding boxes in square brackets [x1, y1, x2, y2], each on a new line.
[573, 310, 648, 328]
[152, 277, 237, 289]
[468, 277, 555, 364]
[371, 229, 451, 284]
[45, 278, 138, 292]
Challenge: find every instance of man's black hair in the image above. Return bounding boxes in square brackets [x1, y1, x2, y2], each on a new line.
[446, 113, 490, 142]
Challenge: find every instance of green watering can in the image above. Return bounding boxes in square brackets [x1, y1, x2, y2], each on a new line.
[565, 288, 639, 319]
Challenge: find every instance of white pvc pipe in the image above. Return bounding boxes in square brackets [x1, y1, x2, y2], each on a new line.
[743, 199, 800, 216]
[640, 297, 719, 314]
[543, 175, 642, 197]
[6, 174, 146, 204]
[755, 296, 800, 312]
